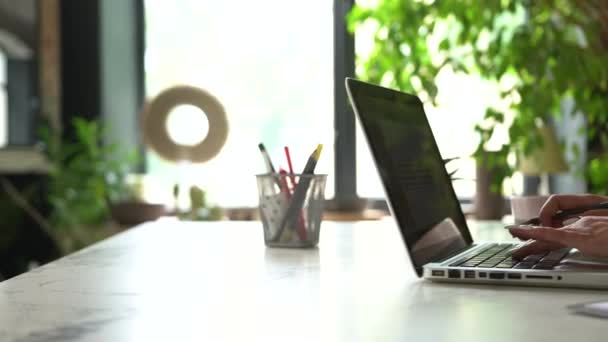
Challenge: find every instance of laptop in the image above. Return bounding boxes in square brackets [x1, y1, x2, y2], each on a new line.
[345, 77, 608, 289]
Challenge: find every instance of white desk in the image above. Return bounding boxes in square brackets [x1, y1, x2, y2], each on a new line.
[1, 219, 606, 341]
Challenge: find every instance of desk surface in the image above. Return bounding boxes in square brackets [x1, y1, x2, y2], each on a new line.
[1, 219, 607, 341]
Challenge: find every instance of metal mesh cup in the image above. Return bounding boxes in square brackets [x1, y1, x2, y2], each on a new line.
[256, 173, 327, 247]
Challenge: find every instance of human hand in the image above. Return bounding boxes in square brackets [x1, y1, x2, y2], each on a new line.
[509, 216, 608, 259]
[539, 194, 608, 227]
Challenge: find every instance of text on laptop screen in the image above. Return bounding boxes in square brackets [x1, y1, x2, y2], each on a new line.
[349, 80, 472, 273]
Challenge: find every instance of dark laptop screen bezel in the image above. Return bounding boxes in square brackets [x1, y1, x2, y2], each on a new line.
[345, 78, 473, 277]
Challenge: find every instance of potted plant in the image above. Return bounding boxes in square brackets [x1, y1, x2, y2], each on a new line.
[473, 147, 511, 219]
[348, 0, 608, 199]
[108, 174, 168, 226]
[39, 117, 142, 252]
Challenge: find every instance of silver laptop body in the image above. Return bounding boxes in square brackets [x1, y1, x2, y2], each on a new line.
[345, 77, 608, 289]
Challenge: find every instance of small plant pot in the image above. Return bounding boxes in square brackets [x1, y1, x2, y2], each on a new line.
[110, 201, 168, 226]
[475, 155, 506, 220]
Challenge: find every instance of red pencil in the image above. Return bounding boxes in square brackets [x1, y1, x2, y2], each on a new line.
[284, 146, 297, 191]
[285, 147, 308, 241]
[278, 168, 291, 196]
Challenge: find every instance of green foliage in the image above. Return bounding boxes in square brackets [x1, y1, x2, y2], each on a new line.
[348, 0, 608, 192]
[589, 155, 608, 195]
[40, 117, 138, 251]
[476, 146, 512, 194]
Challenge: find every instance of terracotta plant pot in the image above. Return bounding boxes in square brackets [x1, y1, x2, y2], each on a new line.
[110, 201, 168, 226]
[474, 157, 506, 220]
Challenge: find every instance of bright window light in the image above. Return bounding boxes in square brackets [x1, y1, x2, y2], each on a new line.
[144, 0, 335, 207]
[165, 104, 210, 147]
[354, 21, 511, 199]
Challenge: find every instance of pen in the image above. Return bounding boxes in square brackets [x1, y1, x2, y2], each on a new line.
[505, 201, 608, 229]
[273, 144, 323, 242]
[279, 168, 307, 241]
[282, 147, 309, 241]
[285, 146, 309, 241]
[258, 143, 277, 174]
[258, 143, 282, 189]
[278, 168, 295, 242]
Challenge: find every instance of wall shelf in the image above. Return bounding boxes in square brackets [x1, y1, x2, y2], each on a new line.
[0, 146, 49, 174]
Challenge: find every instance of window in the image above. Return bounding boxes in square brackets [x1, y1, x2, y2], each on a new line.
[144, 0, 504, 211]
[355, 68, 501, 199]
[0, 51, 6, 147]
[352, 8, 511, 200]
[144, 0, 335, 207]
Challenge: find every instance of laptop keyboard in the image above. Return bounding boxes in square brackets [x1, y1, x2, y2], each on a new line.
[449, 243, 570, 270]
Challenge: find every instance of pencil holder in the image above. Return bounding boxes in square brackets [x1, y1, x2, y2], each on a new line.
[256, 173, 327, 248]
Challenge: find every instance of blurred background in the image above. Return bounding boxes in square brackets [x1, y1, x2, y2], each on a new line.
[0, 0, 607, 278]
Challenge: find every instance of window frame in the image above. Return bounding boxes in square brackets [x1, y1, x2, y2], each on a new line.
[333, 0, 391, 212]
[332, 0, 363, 212]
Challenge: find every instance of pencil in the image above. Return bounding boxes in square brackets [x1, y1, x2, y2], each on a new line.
[284, 146, 296, 191]
[301, 144, 323, 174]
[278, 168, 307, 242]
[273, 144, 323, 242]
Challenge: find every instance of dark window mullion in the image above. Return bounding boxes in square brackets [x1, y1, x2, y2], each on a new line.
[333, 0, 361, 212]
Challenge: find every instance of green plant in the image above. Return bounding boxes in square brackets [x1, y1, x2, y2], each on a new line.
[172, 184, 223, 221]
[588, 154, 608, 195]
[348, 0, 608, 193]
[40, 117, 137, 252]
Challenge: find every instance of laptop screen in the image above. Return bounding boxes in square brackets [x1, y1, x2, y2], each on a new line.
[346, 78, 472, 276]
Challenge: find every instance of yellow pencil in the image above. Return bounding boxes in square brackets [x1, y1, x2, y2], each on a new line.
[273, 144, 323, 242]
